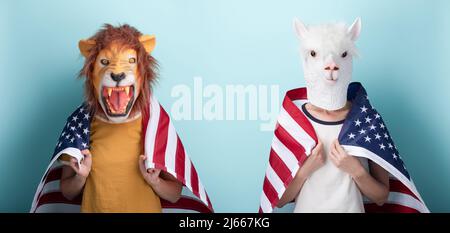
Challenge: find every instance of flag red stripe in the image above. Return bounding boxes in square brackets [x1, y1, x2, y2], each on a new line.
[152, 105, 169, 167]
[283, 89, 317, 143]
[269, 149, 293, 186]
[389, 179, 420, 201]
[364, 203, 420, 213]
[43, 167, 63, 184]
[35, 167, 63, 204]
[206, 192, 213, 210]
[175, 135, 186, 183]
[263, 177, 279, 208]
[35, 192, 82, 210]
[274, 124, 308, 164]
[190, 163, 200, 197]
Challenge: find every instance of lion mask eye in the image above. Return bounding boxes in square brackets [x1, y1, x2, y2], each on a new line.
[129, 58, 136, 64]
[100, 59, 110, 66]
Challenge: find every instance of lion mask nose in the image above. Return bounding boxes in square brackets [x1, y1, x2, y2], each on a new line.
[110, 72, 126, 83]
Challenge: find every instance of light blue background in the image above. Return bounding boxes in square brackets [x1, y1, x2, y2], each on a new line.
[1, 0, 449, 212]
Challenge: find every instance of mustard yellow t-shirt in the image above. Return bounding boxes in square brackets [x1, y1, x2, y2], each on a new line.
[81, 115, 162, 213]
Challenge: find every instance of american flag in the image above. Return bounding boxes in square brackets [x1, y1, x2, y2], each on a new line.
[260, 82, 429, 213]
[30, 95, 213, 213]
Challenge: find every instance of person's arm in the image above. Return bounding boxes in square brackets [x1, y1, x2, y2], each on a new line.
[139, 155, 182, 203]
[60, 150, 92, 200]
[277, 141, 325, 208]
[330, 139, 390, 205]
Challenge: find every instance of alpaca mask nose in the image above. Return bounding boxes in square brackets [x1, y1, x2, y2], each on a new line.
[324, 62, 339, 71]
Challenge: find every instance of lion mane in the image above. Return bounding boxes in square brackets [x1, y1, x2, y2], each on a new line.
[79, 24, 158, 117]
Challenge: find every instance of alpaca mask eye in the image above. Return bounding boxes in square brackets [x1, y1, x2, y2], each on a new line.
[342, 51, 348, 58]
[310, 50, 316, 57]
[100, 59, 110, 66]
[129, 58, 136, 64]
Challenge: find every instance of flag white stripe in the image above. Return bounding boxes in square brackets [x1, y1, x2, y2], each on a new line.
[144, 95, 160, 165]
[387, 192, 427, 212]
[39, 180, 60, 196]
[164, 120, 177, 172]
[198, 182, 208, 205]
[292, 99, 308, 109]
[35, 203, 81, 213]
[184, 155, 192, 191]
[162, 208, 200, 213]
[260, 192, 273, 213]
[271, 135, 301, 174]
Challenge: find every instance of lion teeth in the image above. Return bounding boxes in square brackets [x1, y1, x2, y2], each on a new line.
[107, 88, 112, 97]
[125, 87, 130, 95]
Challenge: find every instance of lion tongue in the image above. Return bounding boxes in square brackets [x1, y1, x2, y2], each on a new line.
[109, 90, 129, 113]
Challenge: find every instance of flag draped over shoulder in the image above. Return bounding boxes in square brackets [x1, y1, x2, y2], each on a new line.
[30, 95, 213, 213]
[260, 82, 429, 213]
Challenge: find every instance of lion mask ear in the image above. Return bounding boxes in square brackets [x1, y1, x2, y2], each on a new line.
[139, 35, 156, 54]
[79, 39, 96, 58]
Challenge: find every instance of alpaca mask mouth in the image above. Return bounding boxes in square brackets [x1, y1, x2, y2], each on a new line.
[101, 85, 135, 117]
[325, 77, 338, 82]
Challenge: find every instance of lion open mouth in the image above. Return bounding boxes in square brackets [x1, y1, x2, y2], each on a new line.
[101, 85, 135, 116]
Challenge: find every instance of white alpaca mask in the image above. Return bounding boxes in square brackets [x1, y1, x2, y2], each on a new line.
[293, 18, 362, 110]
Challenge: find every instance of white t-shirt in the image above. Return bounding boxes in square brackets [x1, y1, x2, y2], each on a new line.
[293, 103, 367, 213]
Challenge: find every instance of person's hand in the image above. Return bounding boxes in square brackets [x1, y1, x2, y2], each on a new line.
[300, 141, 325, 177]
[68, 149, 92, 178]
[139, 155, 161, 186]
[330, 139, 365, 178]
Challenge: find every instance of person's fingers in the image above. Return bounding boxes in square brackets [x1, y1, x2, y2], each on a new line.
[81, 150, 91, 160]
[330, 156, 338, 167]
[334, 139, 346, 155]
[69, 159, 79, 172]
[331, 140, 343, 158]
[154, 169, 161, 177]
[329, 150, 339, 166]
[80, 150, 92, 165]
[330, 145, 340, 159]
[138, 155, 147, 175]
[316, 141, 323, 151]
[331, 139, 337, 151]
[312, 141, 322, 156]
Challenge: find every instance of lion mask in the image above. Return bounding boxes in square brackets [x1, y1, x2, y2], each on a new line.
[78, 24, 158, 123]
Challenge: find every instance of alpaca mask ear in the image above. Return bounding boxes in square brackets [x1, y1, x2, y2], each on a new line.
[348, 17, 362, 41]
[139, 35, 156, 53]
[293, 18, 308, 40]
[78, 39, 96, 58]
